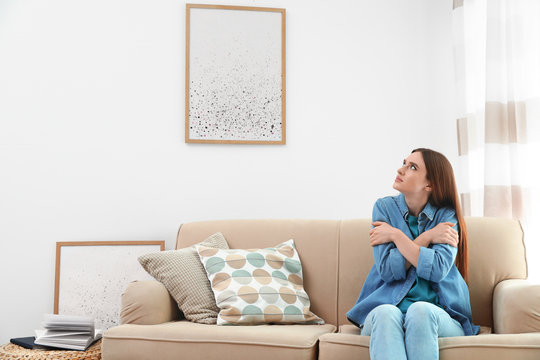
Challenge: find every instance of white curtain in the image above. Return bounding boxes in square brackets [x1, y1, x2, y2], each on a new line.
[453, 0, 540, 280]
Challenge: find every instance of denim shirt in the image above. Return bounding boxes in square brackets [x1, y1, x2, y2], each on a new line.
[346, 194, 480, 336]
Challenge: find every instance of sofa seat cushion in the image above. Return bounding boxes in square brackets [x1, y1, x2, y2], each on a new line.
[318, 325, 540, 360]
[103, 321, 336, 360]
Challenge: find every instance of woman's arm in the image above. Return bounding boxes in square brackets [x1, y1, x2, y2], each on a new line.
[371, 222, 421, 267]
[370, 200, 409, 283]
[370, 220, 459, 272]
[403, 209, 460, 283]
[416, 216, 459, 283]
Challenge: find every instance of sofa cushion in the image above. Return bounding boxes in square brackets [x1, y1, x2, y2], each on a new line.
[138, 232, 229, 324]
[196, 239, 324, 325]
[102, 321, 336, 360]
[318, 325, 538, 360]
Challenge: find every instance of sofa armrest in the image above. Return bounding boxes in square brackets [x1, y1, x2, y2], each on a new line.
[120, 280, 181, 325]
[493, 279, 540, 333]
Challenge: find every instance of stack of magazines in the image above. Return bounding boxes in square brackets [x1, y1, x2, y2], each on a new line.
[34, 314, 103, 351]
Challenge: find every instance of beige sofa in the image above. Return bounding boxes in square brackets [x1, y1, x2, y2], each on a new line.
[102, 218, 540, 359]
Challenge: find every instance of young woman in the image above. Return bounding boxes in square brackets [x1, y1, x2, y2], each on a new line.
[346, 148, 479, 360]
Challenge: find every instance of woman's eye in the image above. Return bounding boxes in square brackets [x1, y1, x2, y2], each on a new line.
[410, 165, 417, 170]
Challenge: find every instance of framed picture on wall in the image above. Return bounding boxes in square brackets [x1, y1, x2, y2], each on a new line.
[54, 241, 164, 330]
[185, 4, 286, 144]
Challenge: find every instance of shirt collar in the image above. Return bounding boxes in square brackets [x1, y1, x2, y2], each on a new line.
[396, 193, 435, 221]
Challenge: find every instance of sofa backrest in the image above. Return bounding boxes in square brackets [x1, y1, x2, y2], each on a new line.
[177, 217, 527, 329]
[465, 217, 526, 328]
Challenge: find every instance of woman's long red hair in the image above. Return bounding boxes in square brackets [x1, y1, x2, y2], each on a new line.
[412, 148, 469, 282]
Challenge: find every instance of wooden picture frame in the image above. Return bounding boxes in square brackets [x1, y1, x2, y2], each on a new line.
[185, 4, 286, 144]
[54, 241, 164, 329]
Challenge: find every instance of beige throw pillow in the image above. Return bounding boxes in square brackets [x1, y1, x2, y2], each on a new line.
[138, 232, 229, 324]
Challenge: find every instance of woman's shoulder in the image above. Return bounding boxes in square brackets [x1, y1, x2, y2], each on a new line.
[372, 194, 402, 213]
[432, 204, 457, 221]
[375, 194, 401, 205]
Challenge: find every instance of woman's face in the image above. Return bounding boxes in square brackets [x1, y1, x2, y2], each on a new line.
[392, 151, 431, 195]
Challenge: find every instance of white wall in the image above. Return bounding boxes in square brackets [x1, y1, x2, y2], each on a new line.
[0, 0, 456, 343]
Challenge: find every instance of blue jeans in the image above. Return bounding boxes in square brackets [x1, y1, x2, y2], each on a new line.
[360, 302, 464, 360]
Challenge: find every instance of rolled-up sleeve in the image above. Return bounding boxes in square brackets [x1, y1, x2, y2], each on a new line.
[372, 199, 407, 282]
[374, 241, 408, 282]
[416, 214, 459, 283]
[388, 248, 407, 280]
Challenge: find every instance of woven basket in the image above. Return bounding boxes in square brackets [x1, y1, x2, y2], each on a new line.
[0, 340, 101, 360]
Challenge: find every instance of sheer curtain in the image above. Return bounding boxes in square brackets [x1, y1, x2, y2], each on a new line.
[453, 0, 540, 280]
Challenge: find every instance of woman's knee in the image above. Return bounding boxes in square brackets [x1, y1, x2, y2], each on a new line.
[370, 304, 403, 323]
[363, 304, 403, 336]
[404, 302, 438, 326]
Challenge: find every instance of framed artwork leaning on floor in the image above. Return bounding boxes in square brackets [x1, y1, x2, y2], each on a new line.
[54, 241, 164, 330]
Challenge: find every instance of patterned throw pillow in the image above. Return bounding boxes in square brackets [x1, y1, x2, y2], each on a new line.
[138, 232, 229, 324]
[195, 239, 324, 325]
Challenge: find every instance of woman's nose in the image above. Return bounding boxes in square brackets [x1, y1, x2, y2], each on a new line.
[397, 166, 405, 175]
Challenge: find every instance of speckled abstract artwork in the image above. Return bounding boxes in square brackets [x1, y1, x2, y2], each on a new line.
[58, 244, 161, 330]
[187, 6, 284, 143]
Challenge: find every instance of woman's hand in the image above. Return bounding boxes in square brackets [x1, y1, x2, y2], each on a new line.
[369, 221, 400, 246]
[426, 222, 459, 248]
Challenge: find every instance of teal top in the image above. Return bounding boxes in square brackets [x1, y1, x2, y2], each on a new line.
[397, 214, 441, 313]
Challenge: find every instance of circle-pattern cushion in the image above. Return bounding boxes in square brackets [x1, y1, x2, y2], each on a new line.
[196, 239, 324, 325]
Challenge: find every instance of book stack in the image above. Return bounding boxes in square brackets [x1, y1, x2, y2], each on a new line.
[34, 314, 103, 351]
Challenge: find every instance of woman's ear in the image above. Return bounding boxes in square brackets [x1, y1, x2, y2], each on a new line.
[425, 184, 432, 192]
